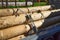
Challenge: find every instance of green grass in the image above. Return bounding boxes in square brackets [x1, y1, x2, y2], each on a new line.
[19, 0, 25, 2]
[34, 2, 47, 6]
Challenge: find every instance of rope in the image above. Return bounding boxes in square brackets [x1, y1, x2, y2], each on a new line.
[12, 7, 44, 35]
[37, 10, 44, 19]
[12, 8, 27, 16]
[25, 7, 45, 35]
[12, 8, 19, 16]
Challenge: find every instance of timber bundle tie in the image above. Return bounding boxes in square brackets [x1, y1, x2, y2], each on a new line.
[25, 7, 38, 35]
[12, 8, 19, 16]
[25, 14, 38, 35]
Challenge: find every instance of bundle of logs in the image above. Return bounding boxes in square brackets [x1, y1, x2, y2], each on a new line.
[0, 5, 60, 40]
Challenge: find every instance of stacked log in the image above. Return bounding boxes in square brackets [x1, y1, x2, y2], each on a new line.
[0, 5, 51, 17]
[0, 9, 60, 29]
[0, 5, 60, 40]
[0, 12, 50, 29]
[1, 16, 60, 40]
[0, 20, 44, 40]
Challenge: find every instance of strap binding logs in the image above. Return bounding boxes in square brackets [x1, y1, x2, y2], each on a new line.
[25, 14, 38, 35]
[25, 8, 38, 35]
[12, 8, 19, 16]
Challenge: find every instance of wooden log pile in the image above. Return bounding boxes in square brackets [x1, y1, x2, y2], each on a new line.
[0, 5, 51, 17]
[0, 5, 60, 40]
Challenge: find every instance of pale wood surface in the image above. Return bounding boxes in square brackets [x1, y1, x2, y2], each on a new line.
[0, 16, 60, 40]
[0, 20, 44, 40]
[0, 5, 51, 17]
[0, 9, 60, 29]
[0, 11, 51, 29]
[8, 35, 25, 40]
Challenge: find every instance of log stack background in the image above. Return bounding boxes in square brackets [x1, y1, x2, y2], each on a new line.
[0, 5, 60, 40]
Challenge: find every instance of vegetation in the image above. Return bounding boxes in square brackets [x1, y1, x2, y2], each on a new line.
[34, 2, 47, 6]
[19, 0, 25, 2]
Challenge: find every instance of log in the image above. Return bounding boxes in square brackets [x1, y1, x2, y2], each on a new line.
[0, 20, 44, 40]
[0, 2, 33, 6]
[8, 35, 25, 40]
[0, 11, 51, 29]
[0, 9, 60, 29]
[0, 5, 51, 17]
[0, 14, 26, 29]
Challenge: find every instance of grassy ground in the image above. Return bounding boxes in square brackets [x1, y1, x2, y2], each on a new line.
[19, 0, 25, 2]
[34, 2, 47, 6]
